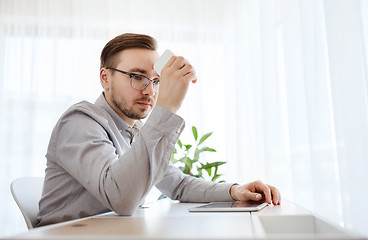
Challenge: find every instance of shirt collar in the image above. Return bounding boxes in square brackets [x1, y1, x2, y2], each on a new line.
[94, 92, 143, 133]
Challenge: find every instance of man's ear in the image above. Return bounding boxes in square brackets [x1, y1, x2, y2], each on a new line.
[100, 68, 109, 90]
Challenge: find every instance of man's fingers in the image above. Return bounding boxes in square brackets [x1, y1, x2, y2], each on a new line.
[268, 184, 281, 205]
[170, 56, 187, 71]
[253, 193, 263, 201]
[162, 56, 196, 83]
[156, 55, 196, 113]
[235, 185, 263, 201]
[230, 181, 281, 205]
[253, 181, 272, 204]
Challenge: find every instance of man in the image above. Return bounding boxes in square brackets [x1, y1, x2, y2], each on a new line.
[37, 33, 281, 227]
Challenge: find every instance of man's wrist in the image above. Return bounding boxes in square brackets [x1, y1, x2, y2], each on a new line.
[230, 183, 239, 201]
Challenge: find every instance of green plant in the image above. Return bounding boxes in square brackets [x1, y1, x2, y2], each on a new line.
[170, 126, 226, 183]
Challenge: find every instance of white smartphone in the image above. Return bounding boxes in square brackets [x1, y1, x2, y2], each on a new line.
[154, 49, 175, 75]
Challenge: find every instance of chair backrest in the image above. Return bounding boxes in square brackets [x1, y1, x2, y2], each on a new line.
[10, 177, 44, 229]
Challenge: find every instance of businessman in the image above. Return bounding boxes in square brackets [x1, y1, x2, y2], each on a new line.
[37, 33, 281, 227]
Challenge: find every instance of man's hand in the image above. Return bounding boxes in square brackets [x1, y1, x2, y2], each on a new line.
[230, 180, 281, 205]
[156, 56, 197, 113]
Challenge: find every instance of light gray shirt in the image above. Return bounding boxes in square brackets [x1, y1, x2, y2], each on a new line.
[37, 93, 234, 227]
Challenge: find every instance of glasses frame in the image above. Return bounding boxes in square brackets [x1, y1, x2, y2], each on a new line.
[106, 67, 159, 92]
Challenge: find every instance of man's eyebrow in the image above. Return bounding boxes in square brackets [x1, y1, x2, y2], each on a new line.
[128, 67, 160, 78]
[128, 68, 147, 75]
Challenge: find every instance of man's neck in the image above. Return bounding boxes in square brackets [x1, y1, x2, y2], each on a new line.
[102, 92, 136, 127]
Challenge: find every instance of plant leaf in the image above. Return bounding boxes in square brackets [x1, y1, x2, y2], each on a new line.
[199, 161, 226, 170]
[205, 167, 212, 176]
[192, 126, 198, 141]
[182, 157, 196, 170]
[178, 156, 186, 163]
[198, 132, 213, 145]
[170, 148, 177, 161]
[214, 166, 218, 175]
[181, 156, 190, 165]
[190, 158, 198, 164]
[193, 148, 200, 161]
[196, 169, 203, 178]
[185, 144, 192, 151]
[211, 174, 223, 182]
[171, 158, 178, 164]
[198, 147, 216, 153]
[177, 139, 183, 148]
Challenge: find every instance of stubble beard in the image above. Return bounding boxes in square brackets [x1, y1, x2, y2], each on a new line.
[111, 89, 152, 120]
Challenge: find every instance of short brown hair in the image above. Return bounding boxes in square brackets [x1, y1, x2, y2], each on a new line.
[100, 33, 157, 68]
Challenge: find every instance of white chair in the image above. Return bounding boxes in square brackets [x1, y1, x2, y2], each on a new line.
[10, 177, 44, 229]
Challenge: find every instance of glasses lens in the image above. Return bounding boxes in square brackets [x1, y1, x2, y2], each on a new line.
[130, 75, 159, 92]
[153, 82, 159, 93]
[130, 75, 148, 90]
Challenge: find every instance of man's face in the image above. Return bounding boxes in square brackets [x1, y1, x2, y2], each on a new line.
[101, 48, 159, 125]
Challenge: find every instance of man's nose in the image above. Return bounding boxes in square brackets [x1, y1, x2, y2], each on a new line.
[142, 81, 156, 96]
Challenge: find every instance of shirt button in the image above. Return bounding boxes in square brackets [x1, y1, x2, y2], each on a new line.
[176, 128, 182, 134]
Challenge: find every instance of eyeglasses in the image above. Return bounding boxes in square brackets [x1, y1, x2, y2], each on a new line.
[106, 67, 159, 92]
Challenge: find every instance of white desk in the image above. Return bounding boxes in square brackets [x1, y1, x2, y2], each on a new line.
[11, 199, 366, 240]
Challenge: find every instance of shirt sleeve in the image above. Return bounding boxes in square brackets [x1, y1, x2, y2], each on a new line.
[155, 163, 235, 203]
[53, 105, 184, 215]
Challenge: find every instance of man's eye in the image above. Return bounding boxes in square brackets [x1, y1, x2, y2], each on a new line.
[132, 75, 144, 81]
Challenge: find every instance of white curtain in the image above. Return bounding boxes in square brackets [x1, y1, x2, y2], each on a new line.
[1, 0, 367, 237]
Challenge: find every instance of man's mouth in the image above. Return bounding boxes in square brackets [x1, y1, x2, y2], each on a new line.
[137, 101, 152, 109]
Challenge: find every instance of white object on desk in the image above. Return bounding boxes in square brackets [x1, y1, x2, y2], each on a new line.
[188, 201, 268, 212]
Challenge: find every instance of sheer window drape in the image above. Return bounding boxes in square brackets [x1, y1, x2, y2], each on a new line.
[1, 0, 367, 237]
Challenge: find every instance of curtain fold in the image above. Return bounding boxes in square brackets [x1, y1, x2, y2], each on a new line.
[324, 0, 368, 230]
[1, 0, 367, 237]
